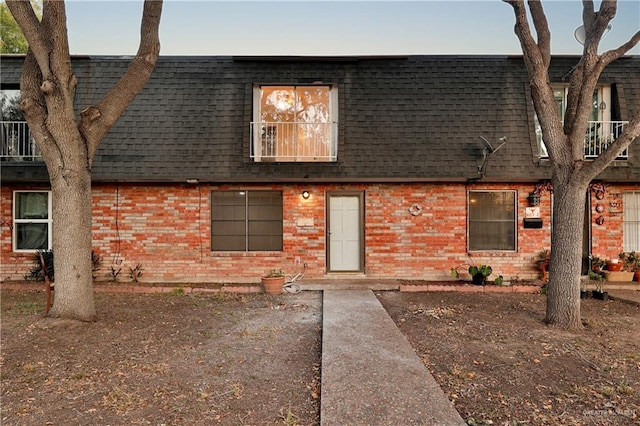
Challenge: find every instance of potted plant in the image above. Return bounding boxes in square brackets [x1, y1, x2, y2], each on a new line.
[621, 251, 640, 282]
[592, 284, 609, 301]
[468, 264, 492, 285]
[589, 254, 606, 273]
[450, 263, 494, 285]
[606, 256, 622, 272]
[580, 284, 591, 299]
[604, 252, 635, 281]
[587, 269, 605, 283]
[261, 269, 286, 295]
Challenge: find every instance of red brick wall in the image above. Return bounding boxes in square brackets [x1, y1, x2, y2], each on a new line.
[1, 182, 637, 283]
[591, 184, 639, 261]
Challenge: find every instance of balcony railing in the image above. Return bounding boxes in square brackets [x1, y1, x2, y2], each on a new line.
[1, 121, 41, 161]
[538, 121, 629, 159]
[251, 121, 337, 162]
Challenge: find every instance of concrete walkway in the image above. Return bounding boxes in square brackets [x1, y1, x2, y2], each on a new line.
[609, 289, 640, 305]
[321, 290, 465, 426]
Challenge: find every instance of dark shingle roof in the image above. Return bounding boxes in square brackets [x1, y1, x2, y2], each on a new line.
[2, 55, 639, 183]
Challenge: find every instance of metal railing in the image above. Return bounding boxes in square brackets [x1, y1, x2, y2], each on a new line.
[584, 121, 628, 158]
[538, 121, 629, 159]
[1, 121, 41, 161]
[251, 121, 337, 162]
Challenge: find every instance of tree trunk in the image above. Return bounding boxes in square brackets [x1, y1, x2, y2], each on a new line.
[48, 168, 95, 321]
[545, 177, 586, 329]
[6, 0, 162, 321]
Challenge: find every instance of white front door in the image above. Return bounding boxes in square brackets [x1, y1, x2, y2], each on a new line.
[328, 193, 362, 272]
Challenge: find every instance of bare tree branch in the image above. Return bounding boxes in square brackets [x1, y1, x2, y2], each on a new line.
[600, 30, 640, 65]
[19, 53, 62, 171]
[5, 0, 50, 76]
[581, 0, 594, 19]
[81, 0, 162, 161]
[503, 1, 539, 69]
[527, 0, 551, 68]
[44, 1, 75, 94]
[565, 1, 622, 136]
[504, 0, 566, 163]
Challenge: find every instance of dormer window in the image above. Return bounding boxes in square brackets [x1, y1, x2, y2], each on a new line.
[535, 85, 628, 159]
[251, 85, 338, 162]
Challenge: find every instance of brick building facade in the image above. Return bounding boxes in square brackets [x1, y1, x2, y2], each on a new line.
[1, 55, 639, 283]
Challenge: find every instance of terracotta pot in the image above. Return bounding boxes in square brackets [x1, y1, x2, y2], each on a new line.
[607, 262, 622, 272]
[261, 276, 285, 295]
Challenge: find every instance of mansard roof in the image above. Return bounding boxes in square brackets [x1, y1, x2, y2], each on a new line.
[2, 54, 639, 183]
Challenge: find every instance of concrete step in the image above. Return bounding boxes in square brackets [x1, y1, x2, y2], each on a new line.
[298, 279, 400, 291]
[320, 289, 465, 425]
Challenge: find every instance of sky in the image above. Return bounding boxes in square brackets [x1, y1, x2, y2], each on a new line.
[62, 0, 640, 56]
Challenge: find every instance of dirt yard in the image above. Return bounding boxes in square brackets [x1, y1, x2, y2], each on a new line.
[2, 287, 639, 426]
[1, 289, 322, 425]
[379, 291, 640, 426]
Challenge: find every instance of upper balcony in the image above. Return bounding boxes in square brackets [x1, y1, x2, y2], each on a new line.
[3, 119, 630, 164]
[537, 121, 629, 160]
[250, 121, 338, 162]
[1, 121, 41, 161]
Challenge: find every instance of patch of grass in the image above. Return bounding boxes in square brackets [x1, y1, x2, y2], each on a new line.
[450, 364, 476, 380]
[22, 363, 37, 373]
[231, 383, 244, 399]
[597, 385, 616, 398]
[70, 371, 88, 380]
[171, 287, 185, 296]
[102, 387, 146, 413]
[140, 362, 169, 374]
[7, 301, 42, 316]
[211, 291, 246, 302]
[280, 405, 300, 426]
[617, 380, 633, 395]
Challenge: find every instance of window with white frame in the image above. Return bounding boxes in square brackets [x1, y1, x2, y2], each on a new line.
[210, 190, 283, 251]
[468, 191, 516, 251]
[534, 85, 627, 159]
[623, 191, 640, 252]
[13, 191, 52, 251]
[251, 85, 337, 162]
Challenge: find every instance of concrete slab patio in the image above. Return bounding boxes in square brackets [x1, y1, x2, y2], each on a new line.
[320, 289, 465, 426]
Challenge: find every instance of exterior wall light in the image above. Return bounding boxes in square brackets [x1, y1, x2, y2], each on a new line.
[302, 191, 310, 199]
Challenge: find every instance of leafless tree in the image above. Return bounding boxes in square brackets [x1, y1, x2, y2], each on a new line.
[504, 0, 640, 329]
[6, 0, 163, 321]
